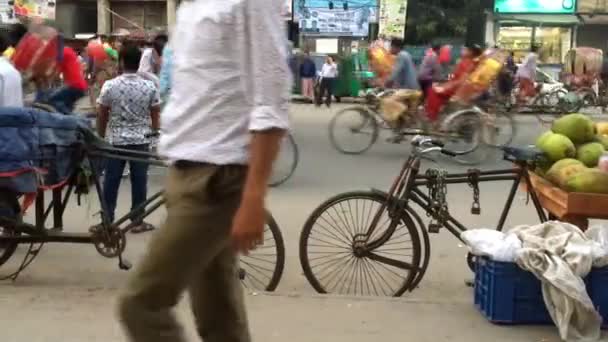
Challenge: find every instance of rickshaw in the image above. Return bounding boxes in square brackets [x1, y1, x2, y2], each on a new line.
[0, 25, 286, 292]
[329, 47, 516, 165]
[561, 47, 604, 109]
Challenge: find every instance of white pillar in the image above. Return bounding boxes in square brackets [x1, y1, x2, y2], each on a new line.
[97, 0, 111, 34]
[167, 0, 177, 30]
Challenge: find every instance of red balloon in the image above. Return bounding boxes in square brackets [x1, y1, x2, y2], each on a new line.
[86, 41, 108, 63]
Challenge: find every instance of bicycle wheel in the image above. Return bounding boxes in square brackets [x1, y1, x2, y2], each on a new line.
[239, 212, 285, 292]
[483, 112, 516, 148]
[0, 192, 21, 267]
[269, 134, 299, 187]
[329, 107, 379, 155]
[300, 191, 421, 297]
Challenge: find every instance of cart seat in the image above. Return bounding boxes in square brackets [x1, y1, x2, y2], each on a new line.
[501, 146, 544, 162]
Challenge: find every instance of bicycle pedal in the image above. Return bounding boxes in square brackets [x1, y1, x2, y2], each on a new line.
[428, 223, 442, 234]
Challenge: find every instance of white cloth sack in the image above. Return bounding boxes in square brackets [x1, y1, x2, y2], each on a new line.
[461, 229, 522, 262]
[585, 226, 608, 268]
[510, 221, 602, 342]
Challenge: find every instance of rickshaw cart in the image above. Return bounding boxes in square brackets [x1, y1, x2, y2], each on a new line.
[0, 107, 286, 291]
[561, 47, 604, 108]
[526, 171, 608, 230]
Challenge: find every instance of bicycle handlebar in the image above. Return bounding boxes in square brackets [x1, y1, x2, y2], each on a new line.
[410, 135, 459, 157]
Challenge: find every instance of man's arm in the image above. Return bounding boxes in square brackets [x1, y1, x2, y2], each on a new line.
[97, 105, 110, 138]
[96, 82, 111, 138]
[232, 0, 290, 253]
[150, 86, 161, 131]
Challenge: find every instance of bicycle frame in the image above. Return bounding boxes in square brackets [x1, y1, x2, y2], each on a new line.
[2, 143, 166, 245]
[363, 152, 547, 251]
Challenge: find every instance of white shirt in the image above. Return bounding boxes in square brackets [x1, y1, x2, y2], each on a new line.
[138, 48, 157, 75]
[159, 0, 290, 165]
[0, 58, 23, 107]
[516, 52, 537, 80]
[320, 63, 338, 78]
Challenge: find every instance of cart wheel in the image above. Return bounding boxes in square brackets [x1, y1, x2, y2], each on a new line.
[0, 192, 21, 267]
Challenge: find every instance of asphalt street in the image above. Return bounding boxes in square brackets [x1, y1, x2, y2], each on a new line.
[0, 103, 602, 341]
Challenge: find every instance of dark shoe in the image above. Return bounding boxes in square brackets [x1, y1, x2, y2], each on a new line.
[131, 222, 156, 234]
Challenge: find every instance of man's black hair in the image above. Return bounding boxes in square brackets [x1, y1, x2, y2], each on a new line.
[390, 38, 404, 50]
[152, 33, 168, 56]
[432, 44, 441, 53]
[468, 44, 483, 58]
[9, 23, 27, 47]
[120, 43, 142, 72]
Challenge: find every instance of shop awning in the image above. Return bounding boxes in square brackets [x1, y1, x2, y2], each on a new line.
[494, 13, 580, 25]
[577, 14, 608, 24]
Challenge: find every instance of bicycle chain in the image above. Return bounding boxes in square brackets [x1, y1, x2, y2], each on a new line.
[426, 169, 449, 233]
[468, 169, 481, 215]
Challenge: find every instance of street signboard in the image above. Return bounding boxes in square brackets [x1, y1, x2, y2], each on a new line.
[494, 0, 576, 14]
[294, 0, 378, 37]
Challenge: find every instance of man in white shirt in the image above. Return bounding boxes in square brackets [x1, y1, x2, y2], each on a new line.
[118, 1, 289, 342]
[316, 55, 338, 107]
[0, 34, 23, 107]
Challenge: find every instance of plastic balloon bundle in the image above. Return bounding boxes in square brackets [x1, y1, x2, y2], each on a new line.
[453, 49, 507, 103]
[12, 24, 59, 81]
[368, 47, 394, 84]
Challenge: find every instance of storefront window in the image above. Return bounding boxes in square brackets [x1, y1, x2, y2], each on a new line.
[498, 26, 572, 64]
[536, 27, 571, 64]
[498, 26, 533, 62]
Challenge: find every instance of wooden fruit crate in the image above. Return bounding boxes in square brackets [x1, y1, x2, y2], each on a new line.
[527, 172, 608, 229]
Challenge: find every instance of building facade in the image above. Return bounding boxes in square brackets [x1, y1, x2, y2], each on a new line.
[53, 0, 177, 38]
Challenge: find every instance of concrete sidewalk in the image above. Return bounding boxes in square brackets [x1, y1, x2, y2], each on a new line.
[0, 285, 561, 342]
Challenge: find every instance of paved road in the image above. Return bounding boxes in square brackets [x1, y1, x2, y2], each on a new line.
[0, 104, 602, 341]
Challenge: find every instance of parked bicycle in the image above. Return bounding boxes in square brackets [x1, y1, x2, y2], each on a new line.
[299, 136, 547, 297]
[0, 117, 285, 292]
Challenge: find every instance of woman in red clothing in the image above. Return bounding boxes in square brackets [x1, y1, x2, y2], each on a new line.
[425, 45, 483, 121]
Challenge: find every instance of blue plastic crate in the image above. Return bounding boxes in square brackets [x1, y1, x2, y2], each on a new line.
[474, 257, 552, 324]
[588, 267, 608, 328]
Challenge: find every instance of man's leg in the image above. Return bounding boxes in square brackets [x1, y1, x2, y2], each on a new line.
[127, 144, 150, 224]
[325, 78, 333, 107]
[118, 164, 248, 342]
[189, 247, 251, 342]
[316, 79, 326, 106]
[102, 155, 127, 223]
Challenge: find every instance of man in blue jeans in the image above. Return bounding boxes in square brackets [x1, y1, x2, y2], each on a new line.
[96, 44, 160, 233]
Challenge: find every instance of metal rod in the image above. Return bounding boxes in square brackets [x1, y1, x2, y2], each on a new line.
[0, 232, 93, 244]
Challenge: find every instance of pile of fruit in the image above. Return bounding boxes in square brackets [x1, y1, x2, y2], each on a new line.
[535, 113, 608, 194]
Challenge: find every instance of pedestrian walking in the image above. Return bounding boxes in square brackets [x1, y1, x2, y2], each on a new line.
[95, 44, 160, 234]
[316, 55, 337, 108]
[299, 51, 316, 102]
[117, 1, 289, 341]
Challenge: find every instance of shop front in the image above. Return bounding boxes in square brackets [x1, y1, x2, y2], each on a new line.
[488, 0, 579, 65]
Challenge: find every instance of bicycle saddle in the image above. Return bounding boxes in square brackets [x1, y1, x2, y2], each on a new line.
[500, 146, 544, 162]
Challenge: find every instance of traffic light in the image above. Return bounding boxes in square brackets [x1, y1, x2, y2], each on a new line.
[329, 1, 334, 9]
[343, 2, 348, 10]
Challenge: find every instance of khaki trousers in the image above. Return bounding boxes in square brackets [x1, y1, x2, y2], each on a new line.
[118, 163, 251, 342]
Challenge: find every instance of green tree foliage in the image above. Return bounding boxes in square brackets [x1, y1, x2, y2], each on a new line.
[405, 0, 482, 44]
